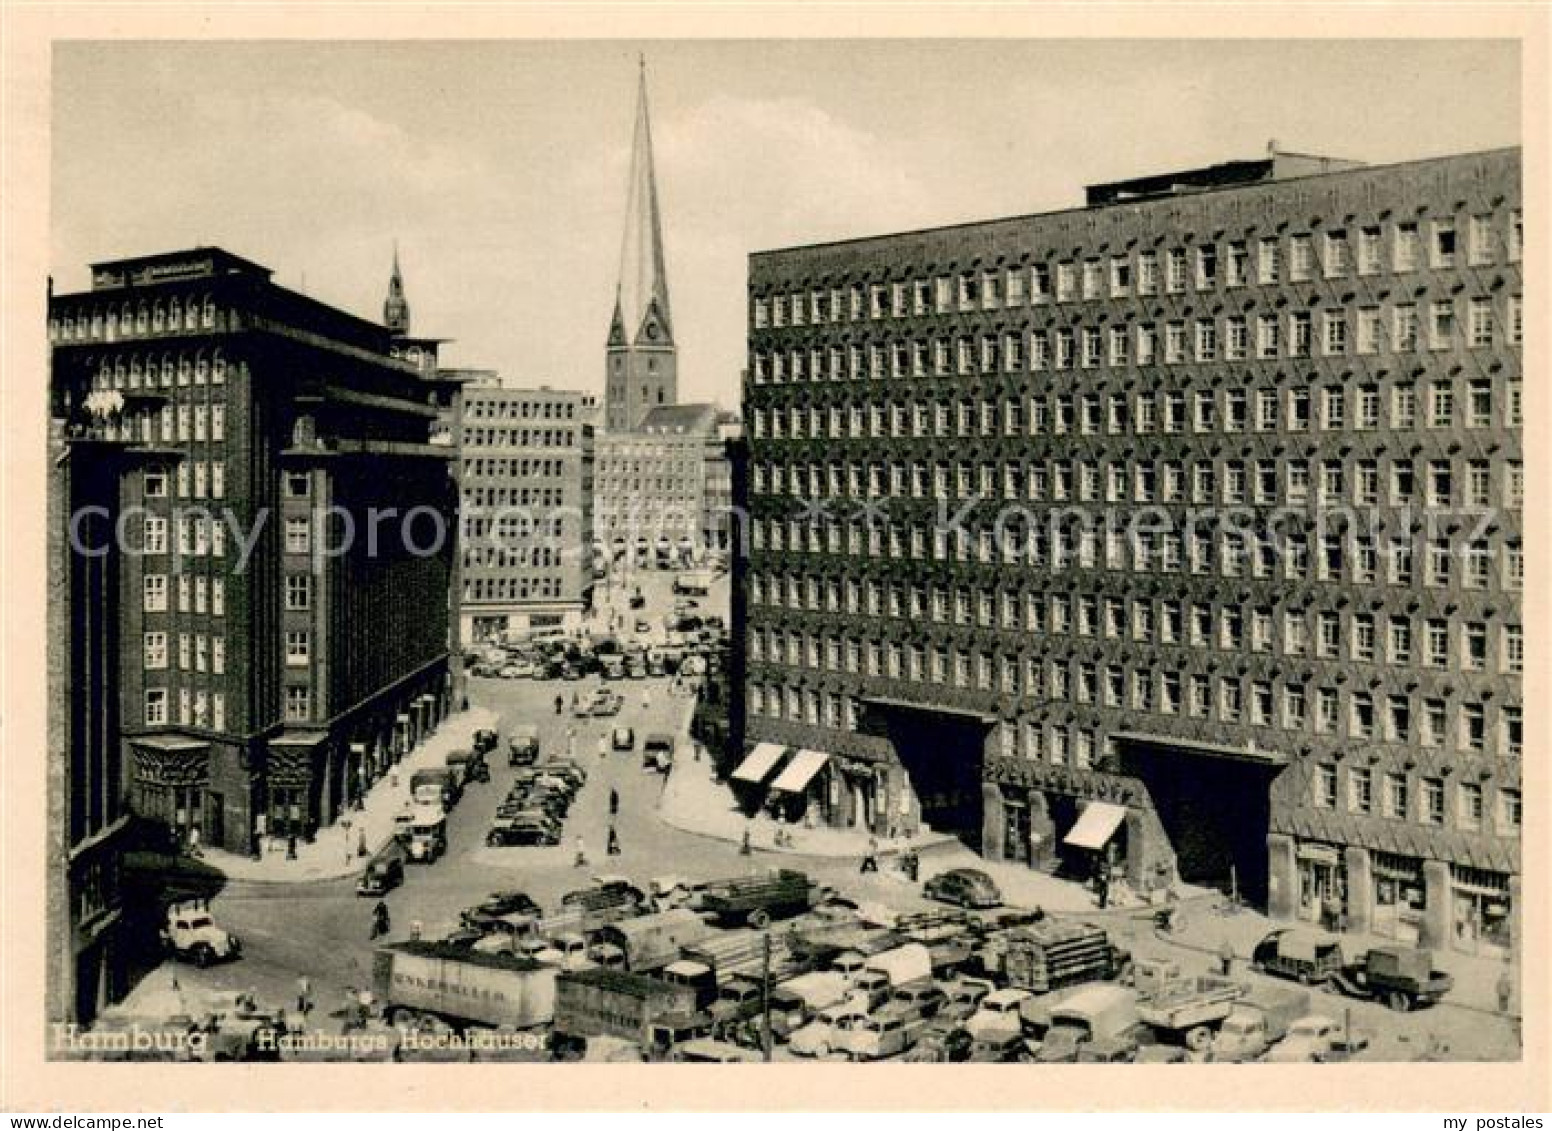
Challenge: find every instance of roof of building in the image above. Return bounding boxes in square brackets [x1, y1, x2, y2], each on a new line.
[637, 403, 719, 435]
[750, 145, 1519, 261]
[609, 59, 674, 349]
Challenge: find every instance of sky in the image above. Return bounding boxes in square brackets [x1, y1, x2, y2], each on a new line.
[52, 40, 1520, 410]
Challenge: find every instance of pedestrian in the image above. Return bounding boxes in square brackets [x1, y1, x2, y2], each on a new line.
[186, 825, 202, 859]
[609, 788, 620, 817]
[607, 825, 621, 856]
[297, 975, 312, 1015]
[574, 835, 588, 867]
[371, 900, 390, 940]
[598, 734, 608, 760]
[740, 826, 752, 856]
[1217, 940, 1235, 977]
[287, 833, 298, 860]
[410, 918, 423, 942]
[555, 694, 563, 716]
[642, 690, 652, 712]
[860, 835, 879, 874]
[1496, 967, 1513, 1015]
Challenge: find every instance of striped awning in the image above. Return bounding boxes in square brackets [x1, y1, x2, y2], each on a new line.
[770, 749, 829, 794]
[731, 742, 787, 784]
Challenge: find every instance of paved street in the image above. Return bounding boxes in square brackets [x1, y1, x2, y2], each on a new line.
[110, 567, 1520, 1061]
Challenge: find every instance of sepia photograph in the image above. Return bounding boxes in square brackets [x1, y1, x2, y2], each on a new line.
[1, 6, 1547, 1116]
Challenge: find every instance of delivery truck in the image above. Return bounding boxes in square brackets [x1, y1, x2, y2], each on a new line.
[699, 868, 819, 928]
[1133, 974, 1246, 1051]
[1209, 984, 1312, 1062]
[410, 765, 459, 810]
[587, 909, 718, 973]
[372, 941, 557, 1030]
[552, 968, 707, 1057]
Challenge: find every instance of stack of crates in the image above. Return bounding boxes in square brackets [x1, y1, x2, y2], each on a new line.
[1001, 921, 1118, 993]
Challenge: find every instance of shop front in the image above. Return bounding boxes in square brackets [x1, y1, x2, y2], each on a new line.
[766, 748, 830, 825]
[1450, 865, 1513, 957]
[130, 736, 211, 852]
[1370, 851, 1426, 943]
[1296, 841, 1348, 930]
[1062, 800, 1130, 894]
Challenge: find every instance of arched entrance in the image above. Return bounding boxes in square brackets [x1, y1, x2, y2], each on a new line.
[859, 697, 991, 850]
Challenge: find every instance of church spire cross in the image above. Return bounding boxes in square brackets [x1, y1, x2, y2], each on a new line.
[384, 241, 410, 335]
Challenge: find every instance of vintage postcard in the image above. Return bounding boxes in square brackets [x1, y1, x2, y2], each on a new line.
[1, 2, 1547, 1114]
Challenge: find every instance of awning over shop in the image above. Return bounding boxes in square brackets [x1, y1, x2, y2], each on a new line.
[770, 749, 829, 794]
[1062, 801, 1128, 850]
[731, 742, 787, 784]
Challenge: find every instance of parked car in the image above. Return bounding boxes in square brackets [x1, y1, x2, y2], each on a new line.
[468, 890, 542, 921]
[903, 1021, 974, 1062]
[1263, 1014, 1371, 1063]
[612, 726, 636, 752]
[1251, 928, 1345, 986]
[487, 817, 562, 847]
[940, 977, 996, 1023]
[923, 868, 1003, 909]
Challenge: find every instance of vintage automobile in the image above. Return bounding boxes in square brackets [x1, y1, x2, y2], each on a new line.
[611, 726, 637, 752]
[1251, 928, 1346, 986]
[923, 868, 1003, 910]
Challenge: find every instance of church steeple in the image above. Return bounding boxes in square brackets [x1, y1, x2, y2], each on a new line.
[605, 57, 677, 432]
[613, 55, 673, 348]
[384, 242, 411, 335]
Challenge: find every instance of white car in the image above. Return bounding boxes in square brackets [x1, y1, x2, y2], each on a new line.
[1263, 1014, 1369, 1062]
[962, 988, 1033, 1042]
[787, 1001, 868, 1058]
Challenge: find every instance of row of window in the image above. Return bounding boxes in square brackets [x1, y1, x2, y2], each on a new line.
[463, 428, 578, 449]
[1309, 763, 1519, 835]
[747, 598, 1523, 675]
[463, 546, 567, 569]
[143, 686, 227, 730]
[139, 572, 226, 616]
[464, 398, 581, 422]
[750, 374, 1520, 442]
[143, 631, 227, 674]
[464, 576, 567, 602]
[51, 297, 223, 343]
[748, 520, 1523, 593]
[752, 296, 1524, 386]
[460, 486, 571, 509]
[464, 457, 572, 479]
[748, 648, 1521, 754]
[85, 351, 228, 390]
[750, 211, 1524, 328]
[753, 453, 1523, 513]
[142, 463, 227, 511]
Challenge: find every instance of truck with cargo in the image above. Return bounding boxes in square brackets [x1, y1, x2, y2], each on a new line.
[1328, 945, 1454, 1012]
[552, 968, 708, 1058]
[996, 921, 1131, 994]
[508, 724, 541, 767]
[847, 944, 934, 1009]
[406, 805, 447, 863]
[768, 971, 851, 1039]
[1133, 974, 1246, 1051]
[446, 747, 489, 785]
[410, 765, 459, 810]
[699, 868, 820, 928]
[680, 928, 804, 984]
[1209, 984, 1312, 1062]
[1251, 927, 1346, 985]
[372, 941, 557, 1030]
[588, 909, 718, 973]
[1031, 984, 1145, 1063]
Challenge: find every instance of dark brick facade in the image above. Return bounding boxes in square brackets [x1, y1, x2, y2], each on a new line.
[741, 149, 1521, 955]
[49, 248, 457, 858]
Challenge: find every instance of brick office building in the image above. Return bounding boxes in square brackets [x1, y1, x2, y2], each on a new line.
[739, 148, 1522, 955]
[458, 377, 597, 641]
[48, 247, 458, 856]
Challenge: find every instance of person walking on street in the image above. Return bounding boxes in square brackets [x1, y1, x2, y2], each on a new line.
[371, 900, 390, 940]
[609, 788, 620, 817]
[860, 835, 880, 874]
[297, 975, 312, 1015]
[1496, 966, 1514, 1015]
[555, 694, 563, 716]
[574, 835, 588, 867]
[1217, 940, 1235, 977]
[607, 825, 621, 856]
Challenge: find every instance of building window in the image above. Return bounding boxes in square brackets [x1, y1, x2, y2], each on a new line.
[285, 630, 310, 666]
[144, 574, 168, 612]
[285, 574, 311, 610]
[1498, 789, 1522, 832]
[285, 686, 311, 722]
[143, 632, 168, 670]
[1383, 772, 1409, 819]
[144, 688, 168, 726]
[1422, 778, 1445, 826]
[1348, 767, 1373, 814]
[1457, 782, 1484, 830]
[1313, 763, 1337, 809]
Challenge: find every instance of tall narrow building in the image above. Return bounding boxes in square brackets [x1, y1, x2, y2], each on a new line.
[605, 59, 677, 433]
[383, 243, 411, 336]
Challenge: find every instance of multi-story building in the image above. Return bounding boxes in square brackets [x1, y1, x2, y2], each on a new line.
[458, 377, 597, 641]
[605, 61, 676, 433]
[595, 403, 738, 566]
[47, 413, 135, 1024]
[740, 148, 1522, 957]
[48, 247, 459, 856]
